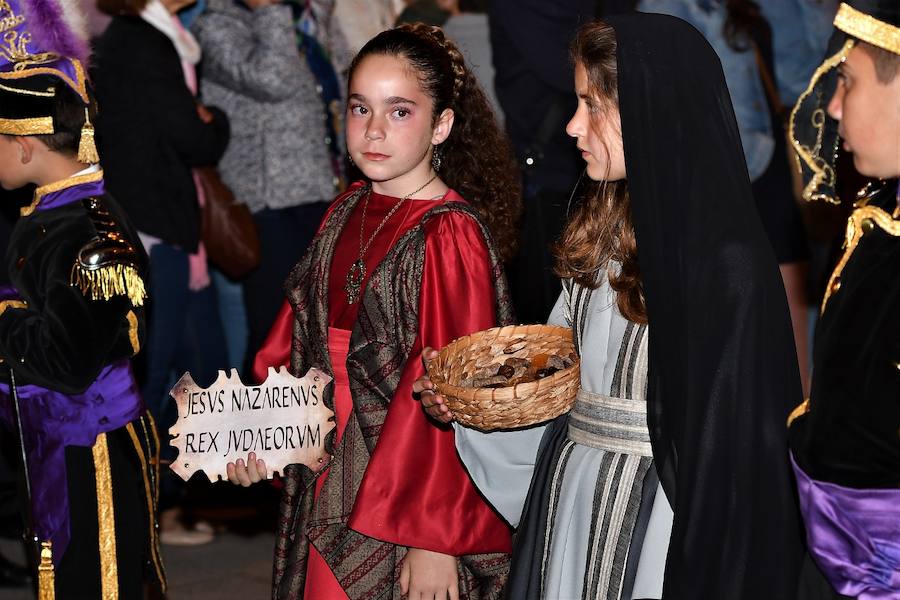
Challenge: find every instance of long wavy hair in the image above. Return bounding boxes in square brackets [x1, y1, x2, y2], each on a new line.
[348, 24, 521, 261]
[554, 21, 646, 324]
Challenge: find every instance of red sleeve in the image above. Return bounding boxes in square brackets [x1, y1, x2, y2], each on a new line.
[252, 300, 293, 383]
[347, 211, 512, 555]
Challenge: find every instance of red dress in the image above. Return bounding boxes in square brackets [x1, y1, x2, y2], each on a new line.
[255, 183, 511, 598]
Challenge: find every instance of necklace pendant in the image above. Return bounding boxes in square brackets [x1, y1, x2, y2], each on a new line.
[345, 259, 366, 304]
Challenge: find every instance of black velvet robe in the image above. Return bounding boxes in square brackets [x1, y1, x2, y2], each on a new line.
[0, 192, 147, 391]
[790, 179, 900, 489]
[0, 189, 163, 597]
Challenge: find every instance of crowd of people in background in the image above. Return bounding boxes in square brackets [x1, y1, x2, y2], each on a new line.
[0, 0, 896, 598]
[101, 0, 839, 519]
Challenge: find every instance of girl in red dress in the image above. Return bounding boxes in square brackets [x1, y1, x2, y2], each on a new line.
[227, 24, 521, 600]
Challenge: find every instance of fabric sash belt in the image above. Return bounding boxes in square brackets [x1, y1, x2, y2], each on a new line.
[0, 359, 144, 566]
[791, 453, 900, 599]
[567, 388, 653, 457]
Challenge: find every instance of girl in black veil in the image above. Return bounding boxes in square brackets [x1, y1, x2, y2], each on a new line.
[416, 12, 804, 599]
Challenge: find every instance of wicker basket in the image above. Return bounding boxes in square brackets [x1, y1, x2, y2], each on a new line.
[426, 324, 580, 431]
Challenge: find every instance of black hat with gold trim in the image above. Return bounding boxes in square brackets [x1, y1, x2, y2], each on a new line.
[789, 0, 900, 204]
[0, 0, 98, 163]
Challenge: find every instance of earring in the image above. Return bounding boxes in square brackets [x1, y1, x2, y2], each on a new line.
[431, 147, 442, 172]
[348, 153, 355, 166]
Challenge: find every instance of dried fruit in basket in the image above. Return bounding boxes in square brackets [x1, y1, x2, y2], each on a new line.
[457, 352, 576, 388]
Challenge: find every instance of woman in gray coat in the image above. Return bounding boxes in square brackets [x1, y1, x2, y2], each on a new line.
[193, 0, 338, 363]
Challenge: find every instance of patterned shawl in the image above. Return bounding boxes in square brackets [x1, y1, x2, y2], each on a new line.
[273, 186, 514, 599]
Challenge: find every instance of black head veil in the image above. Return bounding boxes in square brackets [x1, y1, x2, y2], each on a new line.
[606, 13, 804, 598]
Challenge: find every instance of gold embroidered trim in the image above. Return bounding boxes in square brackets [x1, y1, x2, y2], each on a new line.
[821, 205, 900, 313]
[0, 299, 26, 316]
[0, 58, 89, 104]
[0, 0, 26, 36]
[787, 398, 810, 427]
[126, 421, 167, 589]
[0, 115, 53, 136]
[0, 80, 54, 96]
[145, 412, 162, 473]
[788, 39, 856, 205]
[834, 3, 900, 55]
[70, 262, 147, 307]
[37, 541, 54, 600]
[143, 411, 165, 591]
[126, 310, 140, 355]
[22, 170, 104, 216]
[92, 432, 118, 600]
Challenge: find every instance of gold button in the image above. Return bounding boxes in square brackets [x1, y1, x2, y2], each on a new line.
[893, 361, 900, 371]
[861, 218, 875, 233]
[832, 279, 841, 292]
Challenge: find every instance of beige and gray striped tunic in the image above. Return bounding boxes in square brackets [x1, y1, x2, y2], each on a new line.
[454, 273, 674, 599]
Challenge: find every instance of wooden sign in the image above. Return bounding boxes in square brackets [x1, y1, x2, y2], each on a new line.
[168, 367, 335, 482]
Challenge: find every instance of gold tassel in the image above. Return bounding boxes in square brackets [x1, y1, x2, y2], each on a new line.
[38, 541, 55, 600]
[77, 108, 99, 165]
[70, 263, 147, 307]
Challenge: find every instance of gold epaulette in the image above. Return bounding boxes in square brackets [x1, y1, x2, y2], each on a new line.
[69, 198, 147, 307]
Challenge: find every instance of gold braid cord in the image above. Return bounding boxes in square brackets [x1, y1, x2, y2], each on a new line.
[37, 541, 54, 600]
[92, 433, 118, 600]
[788, 39, 856, 205]
[126, 310, 140, 355]
[125, 420, 167, 590]
[70, 262, 147, 307]
[0, 299, 26, 316]
[821, 205, 900, 314]
[787, 398, 811, 428]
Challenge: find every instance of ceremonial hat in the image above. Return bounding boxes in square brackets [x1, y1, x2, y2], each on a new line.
[789, 0, 900, 203]
[0, 0, 97, 163]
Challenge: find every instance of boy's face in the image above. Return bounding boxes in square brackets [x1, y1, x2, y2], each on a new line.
[828, 45, 900, 179]
[0, 136, 31, 191]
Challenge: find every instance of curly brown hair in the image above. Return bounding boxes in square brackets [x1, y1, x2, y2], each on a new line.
[349, 23, 521, 261]
[553, 21, 646, 324]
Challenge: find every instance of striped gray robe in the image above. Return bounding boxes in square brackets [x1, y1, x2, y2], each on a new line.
[454, 274, 674, 599]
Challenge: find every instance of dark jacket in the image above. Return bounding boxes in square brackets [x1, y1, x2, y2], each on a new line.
[0, 192, 148, 392]
[93, 16, 230, 252]
[790, 179, 900, 489]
